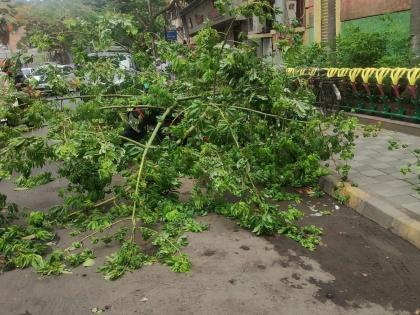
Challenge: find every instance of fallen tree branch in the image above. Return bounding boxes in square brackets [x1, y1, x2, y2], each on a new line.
[100, 105, 165, 110]
[151, 0, 178, 22]
[66, 217, 132, 250]
[47, 94, 141, 101]
[130, 105, 175, 241]
[99, 94, 212, 110]
[93, 196, 118, 208]
[119, 136, 158, 149]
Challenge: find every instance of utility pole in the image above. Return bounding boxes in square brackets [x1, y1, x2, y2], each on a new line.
[147, 0, 152, 18]
[146, 0, 157, 59]
[327, 0, 336, 51]
[411, 0, 420, 58]
[273, 0, 286, 67]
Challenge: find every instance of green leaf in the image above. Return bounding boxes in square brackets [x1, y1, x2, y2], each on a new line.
[82, 258, 95, 267]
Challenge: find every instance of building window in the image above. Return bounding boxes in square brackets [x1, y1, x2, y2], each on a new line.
[286, 0, 305, 26]
[296, 0, 304, 26]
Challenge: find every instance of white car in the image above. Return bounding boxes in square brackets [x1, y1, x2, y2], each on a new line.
[21, 68, 33, 79]
[30, 64, 77, 95]
[85, 51, 137, 87]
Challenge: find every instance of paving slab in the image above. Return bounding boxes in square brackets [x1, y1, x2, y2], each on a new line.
[322, 128, 420, 248]
[360, 169, 387, 177]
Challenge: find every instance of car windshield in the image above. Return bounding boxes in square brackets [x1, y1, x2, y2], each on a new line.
[32, 67, 47, 76]
[21, 68, 33, 76]
[33, 65, 72, 76]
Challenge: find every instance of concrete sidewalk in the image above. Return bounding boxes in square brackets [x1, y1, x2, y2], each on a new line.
[321, 128, 420, 249]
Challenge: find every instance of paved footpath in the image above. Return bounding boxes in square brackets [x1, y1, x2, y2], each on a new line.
[348, 129, 420, 219]
[323, 128, 420, 248]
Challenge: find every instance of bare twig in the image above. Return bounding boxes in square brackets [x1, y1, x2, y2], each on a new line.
[130, 106, 175, 241]
[66, 217, 132, 250]
[119, 135, 160, 149]
[94, 196, 118, 208]
[100, 105, 165, 110]
[47, 94, 141, 101]
[151, 0, 178, 22]
[229, 105, 308, 123]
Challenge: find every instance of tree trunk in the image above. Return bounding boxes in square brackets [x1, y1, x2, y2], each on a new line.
[327, 0, 336, 51]
[411, 0, 420, 58]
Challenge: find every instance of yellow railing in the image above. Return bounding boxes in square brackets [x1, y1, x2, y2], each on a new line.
[286, 67, 420, 86]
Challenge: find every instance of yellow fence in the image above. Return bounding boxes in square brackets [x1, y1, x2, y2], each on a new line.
[286, 68, 420, 86]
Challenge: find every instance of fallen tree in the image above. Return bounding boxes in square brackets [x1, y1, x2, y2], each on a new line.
[0, 3, 358, 279]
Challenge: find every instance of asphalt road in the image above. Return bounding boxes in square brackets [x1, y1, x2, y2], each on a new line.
[0, 175, 419, 315]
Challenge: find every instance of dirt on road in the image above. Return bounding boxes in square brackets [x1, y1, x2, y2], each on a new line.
[0, 178, 420, 315]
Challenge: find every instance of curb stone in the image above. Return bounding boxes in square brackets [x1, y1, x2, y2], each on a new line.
[319, 174, 420, 250]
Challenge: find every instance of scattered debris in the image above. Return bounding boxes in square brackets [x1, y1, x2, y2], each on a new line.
[91, 307, 104, 314]
[310, 213, 322, 217]
[83, 258, 95, 267]
[309, 205, 318, 212]
[297, 187, 314, 195]
[326, 292, 334, 299]
[310, 210, 332, 217]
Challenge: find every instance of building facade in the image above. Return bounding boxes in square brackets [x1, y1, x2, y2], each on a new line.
[168, 0, 416, 62]
[303, 0, 412, 45]
[175, 0, 305, 59]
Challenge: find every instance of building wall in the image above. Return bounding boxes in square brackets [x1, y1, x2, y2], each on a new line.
[341, 10, 411, 35]
[308, 0, 340, 44]
[304, 0, 412, 45]
[341, 0, 411, 21]
[181, 0, 249, 35]
[182, 0, 223, 35]
[303, 0, 314, 43]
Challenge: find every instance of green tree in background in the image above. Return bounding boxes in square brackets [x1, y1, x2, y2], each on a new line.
[0, 0, 17, 45]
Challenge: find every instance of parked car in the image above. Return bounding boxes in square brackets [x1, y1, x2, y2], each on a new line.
[29, 64, 77, 95]
[15, 67, 33, 90]
[83, 51, 137, 91]
[21, 67, 33, 78]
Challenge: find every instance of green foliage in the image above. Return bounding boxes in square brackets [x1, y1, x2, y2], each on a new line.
[287, 22, 413, 68]
[98, 241, 153, 280]
[284, 43, 330, 68]
[53, 122, 126, 202]
[336, 26, 387, 67]
[165, 253, 191, 273]
[0, 3, 360, 280]
[15, 172, 53, 189]
[33, 250, 69, 276]
[65, 249, 95, 267]
[388, 139, 420, 194]
[0, 136, 53, 178]
[335, 22, 412, 67]
[0, 209, 54, 271]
